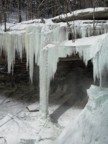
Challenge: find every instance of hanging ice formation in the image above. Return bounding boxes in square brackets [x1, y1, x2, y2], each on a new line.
[0, 23, 68, 82]
[0, 20, 108, 86]
[40, 33, 108, 100]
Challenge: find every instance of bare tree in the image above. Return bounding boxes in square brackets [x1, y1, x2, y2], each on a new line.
[0, 0, 2, 23]
[4, 0, 7, 32]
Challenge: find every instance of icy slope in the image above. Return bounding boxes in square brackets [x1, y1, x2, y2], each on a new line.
[55, 85, 108, 144]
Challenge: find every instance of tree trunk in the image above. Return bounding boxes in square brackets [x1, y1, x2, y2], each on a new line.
[4, 0, 7, 32]
[18, 0, 22, 22]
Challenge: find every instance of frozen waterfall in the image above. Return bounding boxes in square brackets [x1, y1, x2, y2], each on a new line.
[0, 21, 108, 116]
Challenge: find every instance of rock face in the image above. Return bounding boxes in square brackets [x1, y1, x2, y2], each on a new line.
[55, 85, 108, 144]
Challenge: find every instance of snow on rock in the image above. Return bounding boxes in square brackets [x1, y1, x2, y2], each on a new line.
[54, 85, 108, 144]
[52, 7, 108, 20]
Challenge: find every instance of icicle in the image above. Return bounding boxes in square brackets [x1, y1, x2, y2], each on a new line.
[34, 25, 42, 65]
[25, 24, 44, 82]
[25, 26, 35, 82]
[3, 32, 15, 73]
[16, 32, 25, 60]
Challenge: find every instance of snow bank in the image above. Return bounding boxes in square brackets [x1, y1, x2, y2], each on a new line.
[54, 85, 108, 144]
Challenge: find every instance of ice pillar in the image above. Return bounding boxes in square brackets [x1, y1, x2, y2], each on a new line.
[39, 49, 50, 117]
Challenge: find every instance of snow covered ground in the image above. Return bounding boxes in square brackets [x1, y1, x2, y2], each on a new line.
[0, 63, 93, 144]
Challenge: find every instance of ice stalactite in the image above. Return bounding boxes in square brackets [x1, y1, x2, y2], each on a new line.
[25, 26, 34, 82]
[0, 23, 68, 84]
[15, 32, 25, 60]
[76, 34, 106, 66]
[3, 32, 16, 73]
[1, 31, 25, 74]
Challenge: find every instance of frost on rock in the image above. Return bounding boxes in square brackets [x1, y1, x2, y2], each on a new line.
[55, 85, 108, 144]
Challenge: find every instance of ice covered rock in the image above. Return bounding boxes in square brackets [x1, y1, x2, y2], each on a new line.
[54, 85, 108, 144]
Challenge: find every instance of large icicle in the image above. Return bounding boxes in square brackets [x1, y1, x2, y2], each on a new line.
[3, 32, 16, 73]
[25, 24, 45, 82]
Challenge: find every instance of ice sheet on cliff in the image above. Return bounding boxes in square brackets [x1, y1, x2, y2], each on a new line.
[54, 85, 108, 144]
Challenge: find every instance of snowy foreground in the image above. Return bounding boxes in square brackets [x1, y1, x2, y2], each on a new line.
[0, 66, 90, 144]
[55, 85, 108, 144]
[0, 82, 108, 144]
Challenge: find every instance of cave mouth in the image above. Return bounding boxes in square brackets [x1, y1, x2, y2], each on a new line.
[49, 56, 93, 125]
